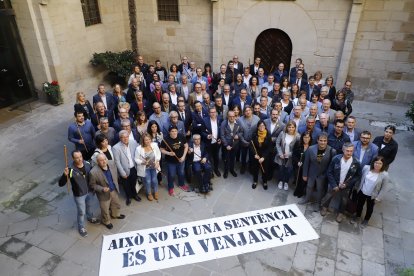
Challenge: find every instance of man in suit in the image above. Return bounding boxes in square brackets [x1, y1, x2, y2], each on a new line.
[135, 55, 149, 77]
[148, 81, 163, 106]
[231, 89, 252, 112]
[213, 64, 231, 89]
[232, 55, 244, 72]
[176, 75, 193, 102]
[305, 76, 321, 101]
[177, 100, 192, 139]
[188, 82, 204, 110]
[298, 116, 322, 144]
[202, 107, 223, 177]
[324, 143, 361, 222]
[226, 61, 240, 85]
[168, 111, 186, 137]
[264, 109, 285, 181]
[214, 96, 229, 121]
[273, 63, 289, 83]
[344, 116, 361, 143]
[192, 101, 209, 135]
[177, 56, 190, 76]
[93, 84, 116, 119]
[316, 113, 334, 134]
[202, 93, 215, 112]
[238, 105, 260, 174]
[249, 57, 264, 76]
[113, 107, 134, 133]
[112, 130, 140, 206]
[319, 99, 336, 124]
[220, 110, 243, 178]
[89, 153, 125, 230]
[160, 92, 177, 114]
[221, 84, 234, 107]
[299, 132, 336, 210]
[191, 67, 208, 86]
[290, 69, 307, 91]
[272, 102, 288, 124]
[256, 68, 267, 85]
[129, 90, 151, 118]
[353, 130, 378, 168]
[126, 78, 142, 104]
[188, 134, 212, 193]
[289, 58, 302, 80]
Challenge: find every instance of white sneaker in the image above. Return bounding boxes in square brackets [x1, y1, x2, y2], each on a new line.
[278, 181, 283, 189]
[284, 182, 289, 191]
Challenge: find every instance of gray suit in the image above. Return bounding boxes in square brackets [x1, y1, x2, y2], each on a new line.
[112, 140, 138, 178]
[264, 118, 285, 145]
[177, 83, 193, 102]
[302, 144, 336, 205]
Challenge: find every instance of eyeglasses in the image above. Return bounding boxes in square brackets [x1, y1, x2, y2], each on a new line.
[361, 136, 370, 140]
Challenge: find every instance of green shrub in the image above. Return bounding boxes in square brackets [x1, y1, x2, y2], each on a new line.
[90, 50, 135, 81]
[399, 267, 414, 276]
[406, 101, 414, 124]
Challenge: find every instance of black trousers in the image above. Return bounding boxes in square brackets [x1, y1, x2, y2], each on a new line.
[119, 167, 138, 199]
[223, 146, 237, 172]
[356, 190, 375, 221]
[207, 143, 221, 171]
[251, 158, 268, 183]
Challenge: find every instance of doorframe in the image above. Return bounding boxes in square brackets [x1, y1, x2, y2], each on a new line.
[0, 6, 37, 110]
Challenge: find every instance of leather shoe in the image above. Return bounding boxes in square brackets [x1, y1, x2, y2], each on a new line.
[263, 182, 268, 190]
[104, 223, 113, 229]
[223, 172, 228, 178]
[214, 170, 221, 177]
[114, 214, 125, 219]
[134, 195, 142, 202]
[126, 198, 131, 206]
[230, 170, 238, 177]
[252, 182, 257, 189]
[209, 183, 213, 191]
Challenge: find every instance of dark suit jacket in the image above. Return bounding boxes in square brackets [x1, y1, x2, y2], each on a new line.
[221, 93, 234, 107]
[249, 64, 264, 76]
[273, 70, 289, 83]
[89, 162, 120, 201]
[298, 126, 322, 144]
[192, 110, 209, 135]
[264, 118, 285, 147]
[178, 107, 193, 135]
[290, 77, 308, 91]
[202, 116, 223, 145]
[305, 84, 321, 101]
[302, 145, 336, 186]
[93, 92, 116, 114]
[130, 99, 151, 118]
[187, 141, 209, 163]
[231, 96, 253, 112]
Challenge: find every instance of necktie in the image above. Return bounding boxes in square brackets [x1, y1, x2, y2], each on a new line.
[296, 79, 299, 85]
[181, 112, 185, 120]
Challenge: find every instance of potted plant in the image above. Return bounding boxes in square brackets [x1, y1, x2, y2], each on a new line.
[43, 80, 62, 105]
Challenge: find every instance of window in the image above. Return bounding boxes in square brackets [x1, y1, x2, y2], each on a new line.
[157, 0, 179, 22]
[80, 0, 101, 26]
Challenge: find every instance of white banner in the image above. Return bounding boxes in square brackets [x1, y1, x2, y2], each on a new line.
[99, 204, 319, 275]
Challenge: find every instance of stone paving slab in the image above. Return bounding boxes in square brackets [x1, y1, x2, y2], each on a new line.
[0, 100, 414, 275]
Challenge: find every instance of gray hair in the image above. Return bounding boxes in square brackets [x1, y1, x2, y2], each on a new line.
[119, 130, 129, 138]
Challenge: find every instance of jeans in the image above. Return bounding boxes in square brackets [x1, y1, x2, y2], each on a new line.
[167, 162, 185, 189]
[73, 192, 94, 230]
[144, 168, 158, 195]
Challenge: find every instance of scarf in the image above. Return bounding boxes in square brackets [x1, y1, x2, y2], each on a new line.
[258, 129, 267, 144]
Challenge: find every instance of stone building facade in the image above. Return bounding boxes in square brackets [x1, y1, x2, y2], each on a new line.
[3, 0, 414, 105]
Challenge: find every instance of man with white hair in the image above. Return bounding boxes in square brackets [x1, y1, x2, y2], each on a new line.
[89, 153, 125, 230]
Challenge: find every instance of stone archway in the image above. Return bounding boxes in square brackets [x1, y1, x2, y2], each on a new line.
[254, 28, 292, 74]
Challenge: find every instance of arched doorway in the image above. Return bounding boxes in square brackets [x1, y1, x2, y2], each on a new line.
[254, 29, 292, 75]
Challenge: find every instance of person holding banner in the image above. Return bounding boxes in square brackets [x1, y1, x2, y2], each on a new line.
[89, 153, 125, 230]
[250, 120, 272, 190]
[58, 150, 100, 237]
[134, 133, 161, 201]
[323, 142, 361, 223]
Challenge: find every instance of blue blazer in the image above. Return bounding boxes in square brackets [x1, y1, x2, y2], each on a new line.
[231, 96, 253, 111]
[273, 70, 289, 83]
[192, 110, 209, 135]
[298, 125, 321, 144]
[92, 92, 116, 113]
[352, 141, 378, 168]
[188, 141, 209, 163]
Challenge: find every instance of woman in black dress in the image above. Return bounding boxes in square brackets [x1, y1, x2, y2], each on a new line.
[292, 131, 312, 197]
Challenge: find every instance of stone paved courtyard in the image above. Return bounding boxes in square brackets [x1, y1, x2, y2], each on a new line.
[0, 99, 413, 276]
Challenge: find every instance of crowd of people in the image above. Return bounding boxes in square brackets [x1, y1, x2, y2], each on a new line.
[61, 55, 398, 237]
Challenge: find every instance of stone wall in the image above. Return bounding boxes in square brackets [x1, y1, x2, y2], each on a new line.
[135, 0, 213, 69]
[13, 0, 130, 101]
[349, 0, 414, 103]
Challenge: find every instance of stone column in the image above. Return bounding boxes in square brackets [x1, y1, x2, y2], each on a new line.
[211, 0, 222, 70]
[336, 0, 364, 88]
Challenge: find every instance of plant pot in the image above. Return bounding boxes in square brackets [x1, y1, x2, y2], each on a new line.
[47, 93, 60, 106]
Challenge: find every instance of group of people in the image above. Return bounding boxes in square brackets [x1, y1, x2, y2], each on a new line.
[62, 54, 398, 237]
